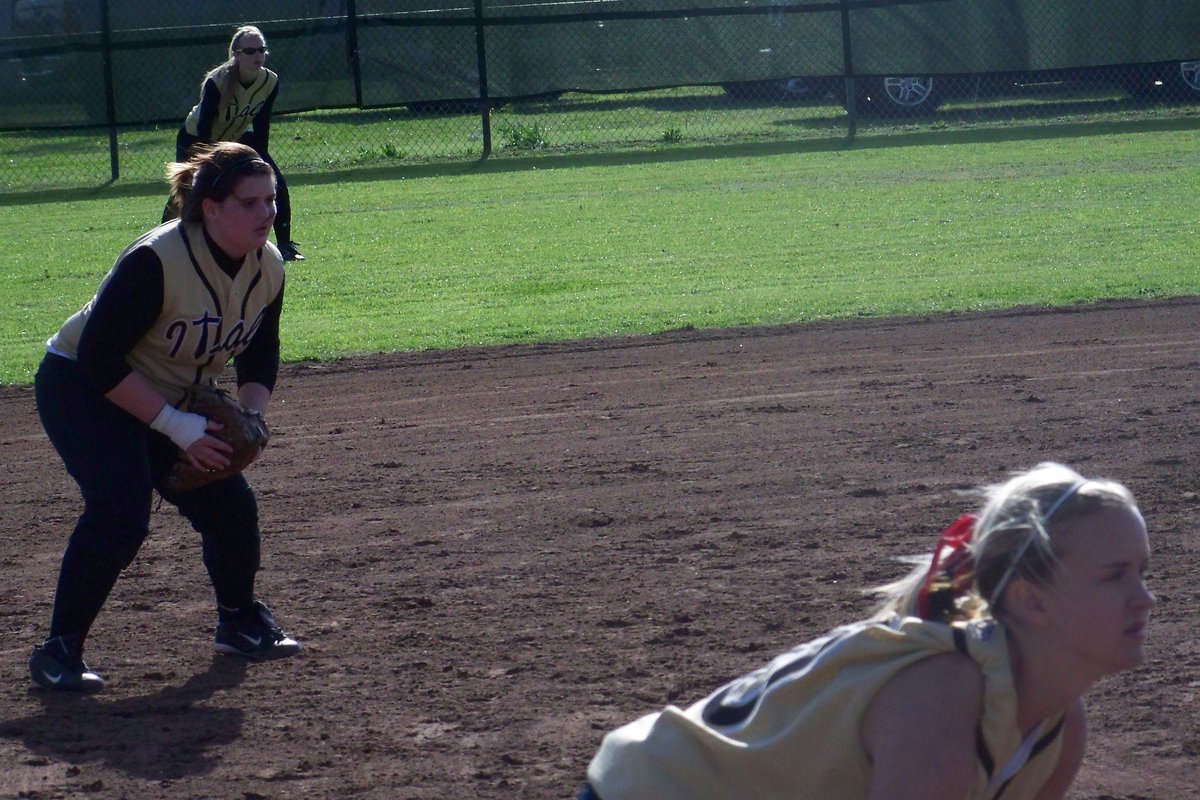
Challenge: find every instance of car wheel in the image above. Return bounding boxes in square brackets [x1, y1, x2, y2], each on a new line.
[853, 76, 942, 116]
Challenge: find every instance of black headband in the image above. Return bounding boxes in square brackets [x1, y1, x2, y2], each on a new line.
[209, 155, 268, 193]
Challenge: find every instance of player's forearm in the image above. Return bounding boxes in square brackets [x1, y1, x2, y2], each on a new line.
[107, 372, 213, 454]
[104, 371, 168, 424]
[237, 382, 271, 413]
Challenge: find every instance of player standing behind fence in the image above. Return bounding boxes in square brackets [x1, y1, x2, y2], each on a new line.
[579, 462, 1155, 800]
[29, 142, 302, 693]
[163, 25, 304, 261]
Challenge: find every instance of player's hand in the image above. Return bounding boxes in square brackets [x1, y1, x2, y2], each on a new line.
[183, 420, 232, 470]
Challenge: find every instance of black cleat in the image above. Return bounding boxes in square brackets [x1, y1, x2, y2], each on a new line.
[214, 601, 302, 660]
[277, 241, 305, 261]
[29, 635, 104, 692]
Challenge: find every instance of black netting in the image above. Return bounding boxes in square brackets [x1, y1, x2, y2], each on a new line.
[2, 0, 1198, 190]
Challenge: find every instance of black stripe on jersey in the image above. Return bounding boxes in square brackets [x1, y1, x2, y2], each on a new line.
[243, 81, 274, 117]
[988, 710, 1066, 800]
[178, 224, 225, 317]
[242, 267, 263, 318]
[179, 224, 223, 381]
[952, 628, 999, 783]
[1030, 716, 1066, 758]
[976, 727, 996, 779]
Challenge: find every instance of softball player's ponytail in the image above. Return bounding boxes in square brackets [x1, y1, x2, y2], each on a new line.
[872, 462, 1139, 623]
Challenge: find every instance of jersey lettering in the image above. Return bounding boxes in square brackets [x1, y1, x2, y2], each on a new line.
[243, 307, 267, 343]
[163, 308, 261, 363]
[214, 308, 265, 355]
[190, 310, 222, 359]
[224, 99, 266, 124]
[165, 319, 188, 358]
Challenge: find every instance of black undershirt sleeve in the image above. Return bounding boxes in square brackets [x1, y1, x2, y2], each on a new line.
[76, 246, 164, 395]
[195, 78, 222, 141]
[234, 277, 283, 393]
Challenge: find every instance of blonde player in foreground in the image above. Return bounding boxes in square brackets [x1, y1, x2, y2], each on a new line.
[580, 462, 1154, 799]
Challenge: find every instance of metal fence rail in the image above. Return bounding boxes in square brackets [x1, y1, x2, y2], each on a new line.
[2, 0, 1198, 192]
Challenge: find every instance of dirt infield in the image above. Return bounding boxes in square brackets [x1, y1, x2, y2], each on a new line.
[2, 298, 1198, 800]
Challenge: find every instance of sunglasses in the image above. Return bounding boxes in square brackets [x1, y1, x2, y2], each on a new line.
[237, 46, 269, 56]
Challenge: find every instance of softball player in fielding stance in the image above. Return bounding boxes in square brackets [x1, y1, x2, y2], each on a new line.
[581, 462, 1154, 799]
[164, 25, 303, 261]
[29, 141, 300, 692]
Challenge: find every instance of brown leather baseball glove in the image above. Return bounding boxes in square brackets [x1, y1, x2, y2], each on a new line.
[162, 386, 270, 493]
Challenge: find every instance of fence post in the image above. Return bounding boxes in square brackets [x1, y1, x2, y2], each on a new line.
[100, 0, 119, 180]
[474, 0, 491, 157]
[348, 0, 363, 107]
[839, 0, 856, 141]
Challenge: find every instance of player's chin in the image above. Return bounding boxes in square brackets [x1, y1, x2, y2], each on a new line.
[1111, 639, 1148, 673]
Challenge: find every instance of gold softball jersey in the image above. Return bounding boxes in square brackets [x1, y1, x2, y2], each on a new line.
[587, 616, 1063, 800]
[184, 68, 279, 143]
[48, 221, 284, 406]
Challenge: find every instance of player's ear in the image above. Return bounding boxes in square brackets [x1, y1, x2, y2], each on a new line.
[1001, 578, 1052, 628]
[201, 196, 219, 222]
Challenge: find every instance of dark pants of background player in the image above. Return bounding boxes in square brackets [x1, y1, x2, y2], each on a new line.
[576, 785, 600, 800]
[34, 353, 262, 647]
[163, 128, 295, 245]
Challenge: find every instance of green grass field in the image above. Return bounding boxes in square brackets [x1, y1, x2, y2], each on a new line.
[3, 87, 845, 192]
[2, 117, 1198, 385]
[6, 82, 1195, 191]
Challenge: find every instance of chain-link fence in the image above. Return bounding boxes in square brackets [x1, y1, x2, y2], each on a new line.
[2, 0, 1198, 192]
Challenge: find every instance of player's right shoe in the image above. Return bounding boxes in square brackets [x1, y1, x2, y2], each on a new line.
[214, 601, 302, 660]
[277, 241, 305, 261]
[29, 635, 104, 692]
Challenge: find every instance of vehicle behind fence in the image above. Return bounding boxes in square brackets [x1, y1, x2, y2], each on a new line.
[2, 0, 1198, 192]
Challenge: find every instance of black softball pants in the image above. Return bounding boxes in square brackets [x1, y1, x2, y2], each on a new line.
[34, 354, 262, 646]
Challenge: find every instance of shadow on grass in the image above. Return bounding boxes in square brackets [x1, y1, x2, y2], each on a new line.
[2, 111, 1196, 208]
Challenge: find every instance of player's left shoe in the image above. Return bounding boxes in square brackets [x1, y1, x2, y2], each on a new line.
[214, 601, 302, 660]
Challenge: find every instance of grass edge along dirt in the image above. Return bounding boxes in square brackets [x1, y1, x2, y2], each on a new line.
[1, 121, 1197, 385]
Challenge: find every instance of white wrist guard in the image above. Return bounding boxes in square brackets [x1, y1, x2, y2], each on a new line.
[149, 404, 208, 451]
